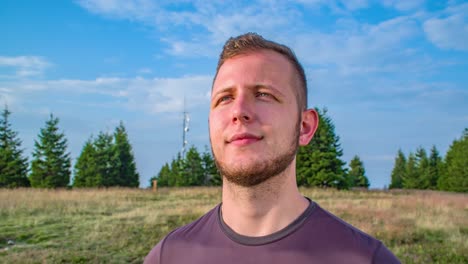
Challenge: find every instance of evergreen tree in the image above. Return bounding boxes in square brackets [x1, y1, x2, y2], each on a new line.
[169, 153, 183, 187]
[93, 131, 117, 187]
[348, 155, 369, 188]
[153, 146, 221, 188]
[30, 114, 71, 188]
[402, 152, 419, 189]
[389, 149, 405, 189]
[202, 147, 221, 186]
[438, 129, 468, 192]
[183, 146, 205, 186]
[0, 106, 30, 187]
[73, 138, 97, 187]
[113, 122, 139, 187]
[296, 108, 348, 189]
[428, 145, 442, 190]
[415, 147, 430, 189]
[74, 122, 140, 188]
[153, 162, 170, 187]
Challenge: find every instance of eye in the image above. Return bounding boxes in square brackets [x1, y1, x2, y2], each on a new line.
[217, 95, 233, 105]
[256, 92, 272, 98]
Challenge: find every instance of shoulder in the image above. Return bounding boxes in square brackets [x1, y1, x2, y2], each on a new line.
[143, 204, 220, 264]
[306, 202, 400, 263]
[165, 204, 219, 242]
[312, 203, 377, 244]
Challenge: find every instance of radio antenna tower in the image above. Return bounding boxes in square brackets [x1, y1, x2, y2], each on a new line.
[181, 97, 190, 157]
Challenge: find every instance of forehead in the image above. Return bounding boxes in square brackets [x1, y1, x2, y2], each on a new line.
[212, 50, 295, 94]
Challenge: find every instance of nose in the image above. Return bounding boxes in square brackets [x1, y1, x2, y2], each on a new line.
[231, 93, 254, 124]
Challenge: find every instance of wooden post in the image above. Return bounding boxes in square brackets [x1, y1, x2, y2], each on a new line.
[152, 180, 158, 192]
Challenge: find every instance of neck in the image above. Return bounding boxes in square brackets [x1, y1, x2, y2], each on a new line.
[221, 162, 308, 237]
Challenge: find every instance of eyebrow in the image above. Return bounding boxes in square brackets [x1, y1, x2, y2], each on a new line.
[255, 84, 285, 98]
[212, 84, 286, 99]
[212, 87, 235, 99]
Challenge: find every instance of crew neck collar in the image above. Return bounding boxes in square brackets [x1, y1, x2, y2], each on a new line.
[217, 197, 316, 246]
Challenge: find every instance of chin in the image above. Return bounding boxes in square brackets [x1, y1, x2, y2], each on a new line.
[230, 155, 263, 167]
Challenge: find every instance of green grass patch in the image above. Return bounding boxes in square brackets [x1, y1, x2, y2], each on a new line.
[0, 188, 466, 263]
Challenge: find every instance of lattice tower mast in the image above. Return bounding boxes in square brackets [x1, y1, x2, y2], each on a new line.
[181, 98, 190, 157]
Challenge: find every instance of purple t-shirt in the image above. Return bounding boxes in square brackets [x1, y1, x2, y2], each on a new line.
[144, 199, 400, 263]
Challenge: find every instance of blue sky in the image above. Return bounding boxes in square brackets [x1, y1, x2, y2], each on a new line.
[1, 0, 467, 188]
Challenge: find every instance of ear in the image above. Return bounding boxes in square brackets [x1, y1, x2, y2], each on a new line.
[299, 108, 319, 146]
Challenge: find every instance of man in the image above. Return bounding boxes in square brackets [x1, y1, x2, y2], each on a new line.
[145, 33, 400, 263]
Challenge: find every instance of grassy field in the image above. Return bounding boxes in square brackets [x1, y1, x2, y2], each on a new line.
[0, 187, 467, 263]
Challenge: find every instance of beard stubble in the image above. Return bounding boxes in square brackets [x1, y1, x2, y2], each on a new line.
[212, 119, 301, 187]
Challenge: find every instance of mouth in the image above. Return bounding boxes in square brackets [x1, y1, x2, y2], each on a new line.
[227, 133, 263, 146]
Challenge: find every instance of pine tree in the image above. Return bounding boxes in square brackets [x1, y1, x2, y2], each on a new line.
[93, 131, 117, 187]
[402, 152, 418, 189]
[348, 155, 369, 188]
[170, 153, 184, 187]
[74, 122, 140, 188]
[183, 146, 205, 186]
[202, 147, 221, 186]
[73, 138, 97, 187]
[0, 107, 30, 187]
[428, 145, 442, 190]
[153, 146, 221, 188]
[153, 162, 170, 187]
[438, 129, 468, 192]
[296, 108, 348, 189]
[30, 114, 71, 188]
[113, 122, 139, 187]
[415, 147, 430, 189]
[389, 149, 405, 189]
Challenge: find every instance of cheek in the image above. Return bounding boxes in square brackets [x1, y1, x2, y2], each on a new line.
[271, 112, 299, 137]
[210, 108, 231, 123]
[209, 113, 225, 140]
[209, 119, 224, 160]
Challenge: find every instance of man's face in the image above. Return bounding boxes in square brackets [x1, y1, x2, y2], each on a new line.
[209, 50, 302, 187]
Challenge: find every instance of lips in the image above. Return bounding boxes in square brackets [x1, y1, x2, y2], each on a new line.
[227, 133, 263, 145]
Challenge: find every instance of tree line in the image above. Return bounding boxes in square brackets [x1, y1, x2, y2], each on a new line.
[151, 108, 370, 190]
[3, 103, 464, 192]
[152, 146, 221, 187]
[0, 106, 139, 188]
[73, 122, 139, 188]
[389, 128, 467, 193]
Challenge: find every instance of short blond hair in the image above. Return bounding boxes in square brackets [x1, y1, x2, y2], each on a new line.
[214, 32, 307, 111]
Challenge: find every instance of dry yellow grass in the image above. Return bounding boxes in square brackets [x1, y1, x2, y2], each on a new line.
[0, 187, 467, 263]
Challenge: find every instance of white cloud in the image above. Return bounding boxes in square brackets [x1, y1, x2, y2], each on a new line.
[74, 0, 466, 63]
[124, 75, 212, 113]
[295, 0, 368, 12]
[341, 0, 369, 11]
[0, 56, 51, 78]
[76, 0, 156, 21]
[294, 0, 327, 5]
[0, 88, 17, 107]
[382, 0, 425, 11]
[75, 1, 303, 57]
[158, 2, 302, 57]
[76, 0, 439, 60]
[161, 39, 216, 58]
[202, 4, 297, 43]
[2, 75, 212, 114]
[423, 3, 468, 51]
[138, 68, 152, 74]
[293, 16, 420, 74]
